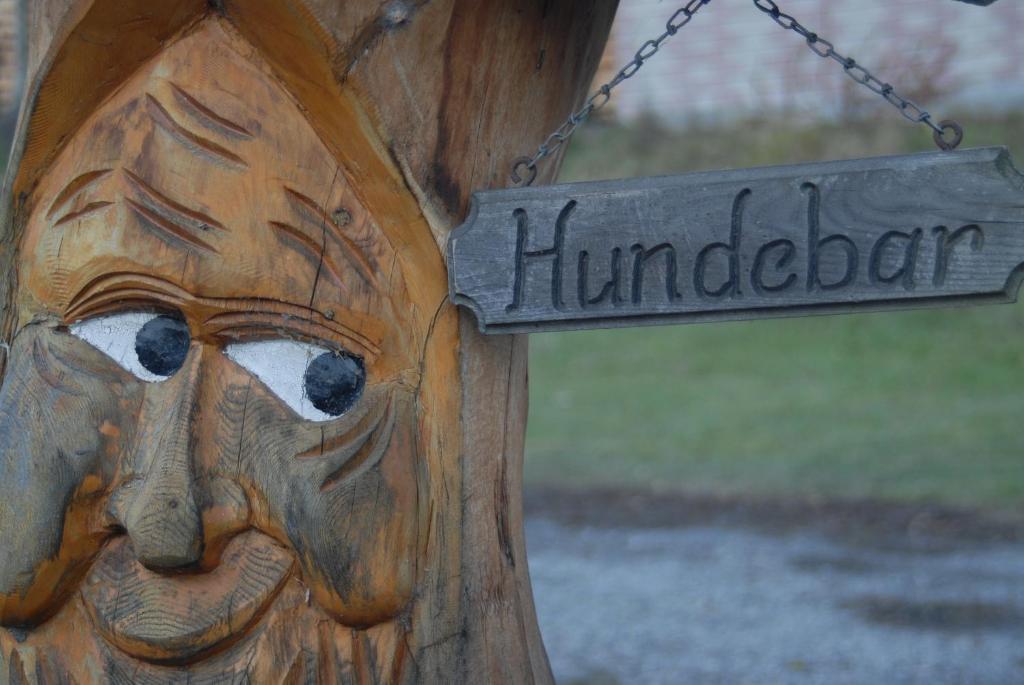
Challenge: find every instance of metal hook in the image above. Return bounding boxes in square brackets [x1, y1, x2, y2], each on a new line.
[510, 157, 538, 187]
[933, 120, 963, 151]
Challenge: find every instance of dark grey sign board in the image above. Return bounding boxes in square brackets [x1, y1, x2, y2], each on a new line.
[449, 147, 1024, 334]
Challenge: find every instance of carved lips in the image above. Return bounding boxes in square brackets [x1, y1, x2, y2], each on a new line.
[81, 530, 294, 664]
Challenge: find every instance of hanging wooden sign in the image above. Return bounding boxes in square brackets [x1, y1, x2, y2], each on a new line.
[449, 147, 1024, 333]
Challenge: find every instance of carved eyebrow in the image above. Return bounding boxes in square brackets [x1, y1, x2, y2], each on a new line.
[123, 169, 224, 254]
[145, 93, 248, 169]
[279, 187, 378, 288]
[47, 169, 114, 226]
[64, 272, 383, 358]
[204, 310, 380, 359]
[170, 82, 254, 139]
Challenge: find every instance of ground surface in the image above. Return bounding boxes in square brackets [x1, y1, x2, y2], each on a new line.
[525, 487, 1024, 685]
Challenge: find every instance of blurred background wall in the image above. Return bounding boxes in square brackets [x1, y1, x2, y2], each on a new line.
[0, 0, 20, 166]
[597, 0, 1024, 124]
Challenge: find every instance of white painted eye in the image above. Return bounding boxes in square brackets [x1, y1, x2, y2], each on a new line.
[70, 312, 191, 382]
[224, 340, 366, 422]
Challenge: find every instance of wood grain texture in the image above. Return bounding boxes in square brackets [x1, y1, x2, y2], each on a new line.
[450, 147, 1024, 333]
[0, 0, 616, 682]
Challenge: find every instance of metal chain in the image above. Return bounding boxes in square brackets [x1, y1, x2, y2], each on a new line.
[752, 0, 963, 151]
[512, 0, 963, 187]
[510, 0, 714, 187]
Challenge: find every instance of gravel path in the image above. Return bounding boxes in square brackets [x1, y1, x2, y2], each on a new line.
[526, 510, 1024, 684]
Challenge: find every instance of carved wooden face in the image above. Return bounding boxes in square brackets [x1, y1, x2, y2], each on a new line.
[0, 20, 421, 664]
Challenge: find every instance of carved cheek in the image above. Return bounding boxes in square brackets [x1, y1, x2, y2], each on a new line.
[240, 390, 419, 627]
[0, 327, 132, 626]
[291, 410, 419, 628]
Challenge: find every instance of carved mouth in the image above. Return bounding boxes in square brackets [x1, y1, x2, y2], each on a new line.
[80, 530, 294, 664]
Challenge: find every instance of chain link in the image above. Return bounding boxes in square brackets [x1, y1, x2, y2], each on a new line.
[752, 0, 963, 151]
[512, 0, 963, 186]
[511, 0, 713, 186]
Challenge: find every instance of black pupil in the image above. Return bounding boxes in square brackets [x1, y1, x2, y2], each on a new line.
[304, 352, 365, 417]
[135, 315, 190, 377]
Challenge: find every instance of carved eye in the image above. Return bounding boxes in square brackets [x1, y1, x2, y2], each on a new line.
[224, 340, 365, 421]
[69, 312, 191, 382]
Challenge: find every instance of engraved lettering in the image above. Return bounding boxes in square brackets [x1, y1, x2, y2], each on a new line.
[932, 224, 984, 287]
[505, 200, 575, 312]
[751, 239, 798, 295]
[804, 182, 859, 291]
[630, 243, 682, 305]
[694, 188, 748, 299]
[464, 157, 1022, 334]
[869, 229, 923, 290]
[577, 248, 624, 308]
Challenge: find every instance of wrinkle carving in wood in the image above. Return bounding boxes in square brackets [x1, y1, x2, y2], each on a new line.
[0, 1, 618, 681]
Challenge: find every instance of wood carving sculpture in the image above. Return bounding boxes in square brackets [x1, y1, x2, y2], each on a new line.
[0, 1, 615, 682]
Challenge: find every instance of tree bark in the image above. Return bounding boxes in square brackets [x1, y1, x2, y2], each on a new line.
[0, 1, 616, 682]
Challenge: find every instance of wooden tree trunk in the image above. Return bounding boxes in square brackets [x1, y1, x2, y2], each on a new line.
[0, 1, 616, 682]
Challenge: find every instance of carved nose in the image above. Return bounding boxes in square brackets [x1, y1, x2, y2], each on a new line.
[123, 449, 203, 570]
[120, 354, 205, 571]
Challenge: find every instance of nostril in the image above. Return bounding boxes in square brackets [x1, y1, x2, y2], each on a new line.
[168, 499, 179, 509]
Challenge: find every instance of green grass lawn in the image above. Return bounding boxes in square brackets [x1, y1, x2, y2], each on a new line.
[525, 112, 1024, 510]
